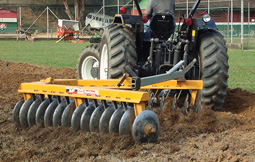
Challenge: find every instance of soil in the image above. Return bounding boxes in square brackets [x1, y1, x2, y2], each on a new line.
[1, 60, 255, 162]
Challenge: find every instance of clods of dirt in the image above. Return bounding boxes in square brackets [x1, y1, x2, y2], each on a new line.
[0, 60, 255, 161]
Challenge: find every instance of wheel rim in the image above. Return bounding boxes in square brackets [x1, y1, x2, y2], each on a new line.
[100, 44, 108, 79]
[81, 56, 99, 80]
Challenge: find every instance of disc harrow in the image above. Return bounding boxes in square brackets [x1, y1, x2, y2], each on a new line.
[13, 64, 203, 143]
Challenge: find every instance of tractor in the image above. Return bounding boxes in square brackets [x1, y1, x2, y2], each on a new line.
[77, 0, 229, 110]
[13, 0, 228, 143]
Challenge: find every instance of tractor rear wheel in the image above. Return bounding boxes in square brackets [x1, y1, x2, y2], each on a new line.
[198, 30, 229, 110]
[77, 44, 100, 80]
[99, 24, 137, 79]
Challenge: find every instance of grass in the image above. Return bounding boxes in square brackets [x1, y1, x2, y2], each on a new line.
[228, 49, 255, 92]
[0, 40, 255, 91]
[225, 37, 255, 50]
[0, 40, 90, 68]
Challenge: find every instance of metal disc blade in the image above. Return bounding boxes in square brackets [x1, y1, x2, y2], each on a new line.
[89, 105, 104, 132]
[71, 103, 86, 132]
[172, 94, 177, 112]
[80, 104, 95, 132]
[99, 105, 115, 134]
[13, 99, 24, 127]
[119, 107, 135, 136]
[53, 101, 67, 127]
[132, 110, 160, 143]
[19, 98, 33, 128]
[27, 98, 42, 127]
[192, 90, 202, 114]
[44, 100, 58, 127]
[109, 107, 125, 134]
[35, 98, 50, 127]
[61, 102, 75, 127]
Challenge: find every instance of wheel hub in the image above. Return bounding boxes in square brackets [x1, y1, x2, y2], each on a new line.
[91, 67, 98, 78]
[144, 123, 156, 136]
[82, 56, 99, 80]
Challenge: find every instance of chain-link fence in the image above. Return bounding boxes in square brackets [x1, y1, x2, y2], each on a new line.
[1, 0, 254, 49]
[102, 0, 255, 49]
[174, 0, 255, 49]
[0, 4, 102, 38]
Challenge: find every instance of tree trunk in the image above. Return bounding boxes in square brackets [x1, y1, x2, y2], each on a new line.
[62, 0, 86, 28]
[74, 0, 79, 20]
[79, 0, 86, 27]
[62, 0, 74, 20]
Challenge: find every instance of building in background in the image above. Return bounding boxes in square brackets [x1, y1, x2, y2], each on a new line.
[0, 9, 17, 33]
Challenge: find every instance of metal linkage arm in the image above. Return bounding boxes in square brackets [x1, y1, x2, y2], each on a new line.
[188, 0, 201, 18]
[132, 61, 185, 90]
[133, 0, 143, 17]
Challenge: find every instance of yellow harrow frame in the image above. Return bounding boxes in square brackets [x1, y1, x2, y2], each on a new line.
[19, 77, 203, 117]
[14, 61, 203, 143]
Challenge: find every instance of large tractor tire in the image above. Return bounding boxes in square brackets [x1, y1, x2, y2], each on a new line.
[99, 24, 137, 79]
[77, 44, 100, 80]
[199, 30, 229, 110]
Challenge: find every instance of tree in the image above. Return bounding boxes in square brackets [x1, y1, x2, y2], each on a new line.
[62, 0, 86, 27]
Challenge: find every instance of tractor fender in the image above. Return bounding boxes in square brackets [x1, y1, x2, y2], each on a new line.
[113, 14, 143, 26]
[188, 19, 218, 49]
[193, 18, 218, 31]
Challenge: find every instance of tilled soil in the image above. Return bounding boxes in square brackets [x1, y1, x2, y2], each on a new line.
[1, 60, 255, 162]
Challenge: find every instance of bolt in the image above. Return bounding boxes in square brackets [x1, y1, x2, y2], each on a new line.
[144, 123, 156, 136]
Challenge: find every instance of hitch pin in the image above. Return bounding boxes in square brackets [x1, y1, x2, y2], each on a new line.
[117, 73, 127, 87]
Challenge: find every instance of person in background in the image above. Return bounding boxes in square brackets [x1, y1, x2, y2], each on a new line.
[143, 0, 175, 21]
[142, 0, 175, 40]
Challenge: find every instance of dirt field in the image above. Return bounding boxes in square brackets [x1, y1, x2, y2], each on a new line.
[1, 60, 255, 162]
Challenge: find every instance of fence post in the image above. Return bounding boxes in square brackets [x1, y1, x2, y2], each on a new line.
[241, 0, 244, 49]
[118, 0, 119, 14]
[248, 0, 250, 49]
[51, 28, 53, 39]
[47, 6, 49, 39]
[103, 0, 105, 27]
[19, 7, 22, 39]
[208, 0, 210, 14]
[186, 0, 188, 17]
[231, 0, 233, 44]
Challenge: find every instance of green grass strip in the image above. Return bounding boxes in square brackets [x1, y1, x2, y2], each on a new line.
[0, 40, 90, 68]
[0, 40, 255, 91]
[228, 49, 255, 92]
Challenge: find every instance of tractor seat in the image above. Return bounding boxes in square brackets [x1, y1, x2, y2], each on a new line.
[150, 13, 175, 40]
